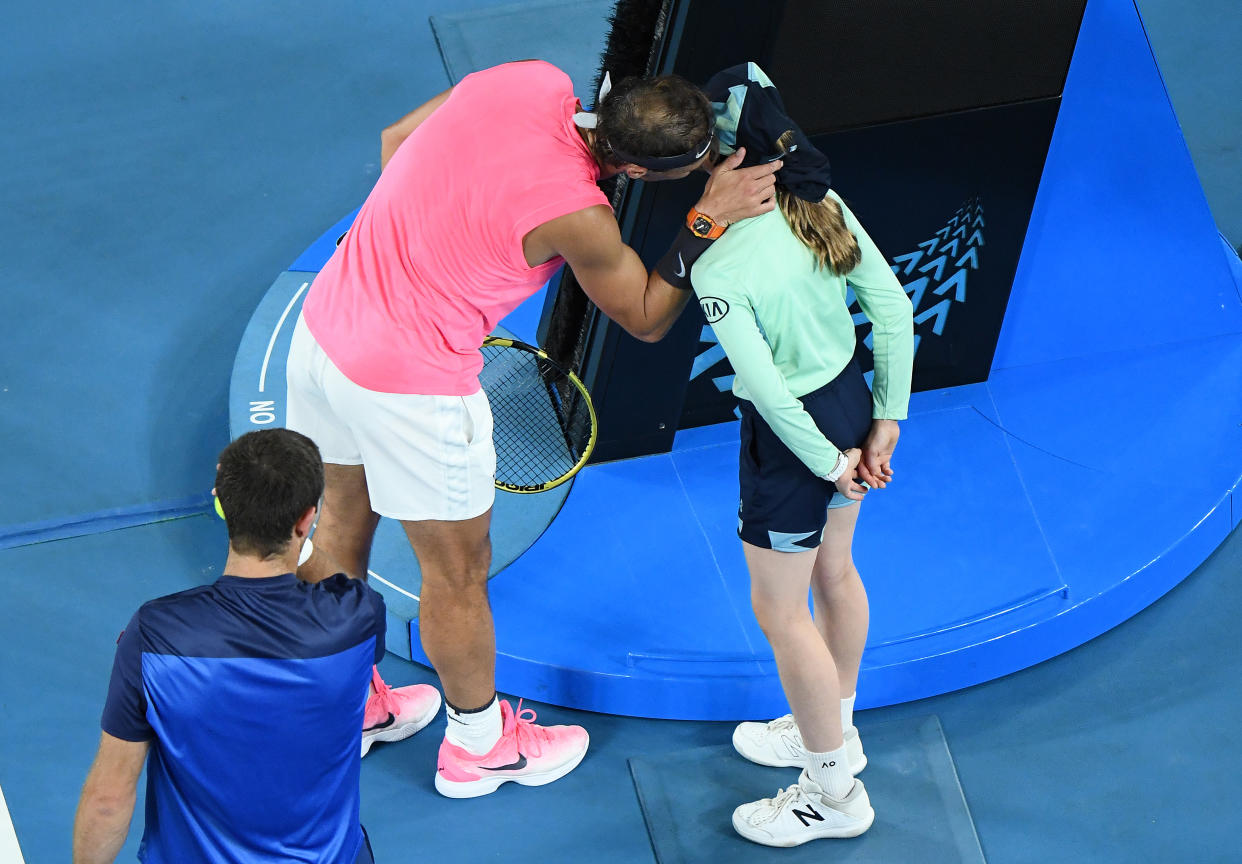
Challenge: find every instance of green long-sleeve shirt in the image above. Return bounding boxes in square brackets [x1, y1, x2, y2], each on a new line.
[691, 190, 914, 477]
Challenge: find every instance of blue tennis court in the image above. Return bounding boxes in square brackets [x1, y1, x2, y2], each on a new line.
[3, 0, 1240, 861]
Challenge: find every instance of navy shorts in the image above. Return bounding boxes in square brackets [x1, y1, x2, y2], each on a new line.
[738, 359, 873, 553]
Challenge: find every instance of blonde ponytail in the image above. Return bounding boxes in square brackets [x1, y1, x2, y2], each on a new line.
[778, 189, 861, 276]
[771, 133, 860, 275]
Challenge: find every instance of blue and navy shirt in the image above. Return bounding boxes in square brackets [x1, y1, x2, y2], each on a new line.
[102, 573, 385, 864]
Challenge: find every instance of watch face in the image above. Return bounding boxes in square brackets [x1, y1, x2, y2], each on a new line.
[692, 216, 714, 235]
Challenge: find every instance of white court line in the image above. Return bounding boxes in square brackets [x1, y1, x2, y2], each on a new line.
[368, 570, 419, 602]
[0, 782, 26, 864]
[258, 281, 310, 393]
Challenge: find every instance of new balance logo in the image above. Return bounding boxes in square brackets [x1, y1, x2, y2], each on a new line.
[793, 804, 825, 827]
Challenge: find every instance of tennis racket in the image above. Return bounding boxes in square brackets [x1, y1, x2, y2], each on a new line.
[480, 336, 598, 493]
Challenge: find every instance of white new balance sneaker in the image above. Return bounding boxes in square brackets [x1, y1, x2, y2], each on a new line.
[732, 714, 866, 773]
[732, 770, 874, 847]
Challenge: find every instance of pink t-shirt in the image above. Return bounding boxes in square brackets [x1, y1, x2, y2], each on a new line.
[301, 61, 609, 395]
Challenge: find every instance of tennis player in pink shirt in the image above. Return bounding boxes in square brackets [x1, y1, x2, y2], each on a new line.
[287, 60, 780, 797]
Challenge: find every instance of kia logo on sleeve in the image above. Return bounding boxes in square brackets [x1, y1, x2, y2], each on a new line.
[699, 297, 729, 324]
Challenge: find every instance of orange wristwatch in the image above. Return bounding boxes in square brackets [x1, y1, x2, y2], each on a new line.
[686, 207, 726, 239]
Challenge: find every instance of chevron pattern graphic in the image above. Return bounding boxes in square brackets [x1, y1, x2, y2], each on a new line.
[689, 197, 986, 403]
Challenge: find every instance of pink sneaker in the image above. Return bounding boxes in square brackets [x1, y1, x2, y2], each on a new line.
[434, 699, 589, 798]
[361, 666, 441, 757]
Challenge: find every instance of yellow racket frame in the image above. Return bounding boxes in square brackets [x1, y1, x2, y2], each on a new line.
[481, 336, 598, 494]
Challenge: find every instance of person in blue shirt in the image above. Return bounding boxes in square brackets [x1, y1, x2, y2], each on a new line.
[72, 429, 413, 863]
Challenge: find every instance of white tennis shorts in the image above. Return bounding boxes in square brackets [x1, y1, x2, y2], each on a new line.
[285, 315, 496, 522]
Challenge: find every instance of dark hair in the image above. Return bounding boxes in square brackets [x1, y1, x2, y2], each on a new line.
[215, 429, 324, 559]
[593, 75, 714, 167]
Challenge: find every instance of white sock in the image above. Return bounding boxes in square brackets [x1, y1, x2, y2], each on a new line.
[841, 693, 856, 732]
[805, 744, 854, 800]
[445, 695, 502, 755]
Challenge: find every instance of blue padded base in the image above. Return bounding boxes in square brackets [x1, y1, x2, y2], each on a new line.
[407, 334, 1241, 718]
[232, 0, 1242, 717]
[629, 715, 983, 864]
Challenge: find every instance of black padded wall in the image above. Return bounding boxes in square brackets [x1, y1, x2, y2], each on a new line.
[545, 0, 1086, 459]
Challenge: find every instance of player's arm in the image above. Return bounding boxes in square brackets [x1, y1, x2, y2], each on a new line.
[537, 149, 782, 342]
[73, 733, 149, 864]
[380, 87, 453, 170]
[546, 205, 689, 342]
[76, 613, 152, 864]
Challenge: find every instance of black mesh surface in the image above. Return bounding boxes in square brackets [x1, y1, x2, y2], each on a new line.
[480, 343, 595, 488]
[543, 0, 674, 374]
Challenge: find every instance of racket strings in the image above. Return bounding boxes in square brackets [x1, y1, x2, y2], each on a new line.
[481, 344, 593, 487]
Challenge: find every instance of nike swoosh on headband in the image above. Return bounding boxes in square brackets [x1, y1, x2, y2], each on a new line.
[607, 131, 716, 172]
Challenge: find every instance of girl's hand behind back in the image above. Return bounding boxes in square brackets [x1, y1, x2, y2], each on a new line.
[859, 420, 900, 488]
[834, 448, 868, 501]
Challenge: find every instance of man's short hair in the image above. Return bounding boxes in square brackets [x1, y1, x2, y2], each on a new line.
[594, 75, 714, 167]
[215, 429, 324, 559]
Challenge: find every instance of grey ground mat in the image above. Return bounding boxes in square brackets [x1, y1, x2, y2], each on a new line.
[629, 714, 985, 864]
